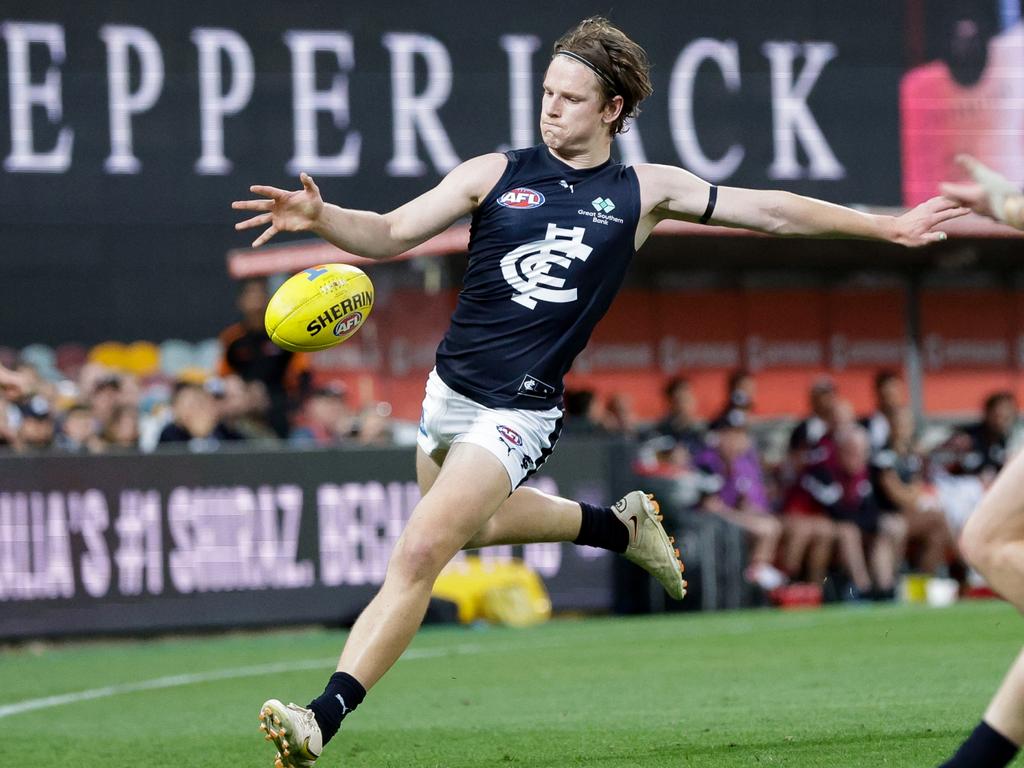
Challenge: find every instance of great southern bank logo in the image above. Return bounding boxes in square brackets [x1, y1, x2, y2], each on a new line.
[592, 197, 615, 213]
[498, 187, 545, 209]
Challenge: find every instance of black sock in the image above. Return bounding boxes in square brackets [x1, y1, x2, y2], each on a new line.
[307, 671, 366, 745]
[573, 501, 628, 553]
[940, 721, 1019, 768]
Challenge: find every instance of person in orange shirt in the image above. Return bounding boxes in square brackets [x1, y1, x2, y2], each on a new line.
[219, 278, 311, 438]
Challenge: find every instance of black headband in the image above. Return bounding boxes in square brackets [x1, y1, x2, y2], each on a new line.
[555, 50, 617, 92]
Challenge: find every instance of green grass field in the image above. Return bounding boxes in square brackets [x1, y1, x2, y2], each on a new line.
[2, 601, 1021, 767]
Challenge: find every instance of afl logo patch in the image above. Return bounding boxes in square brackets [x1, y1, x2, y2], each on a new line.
[496, 425, 523, 446]
[498, 188, 545, 209]
[333, 311, 362, 336]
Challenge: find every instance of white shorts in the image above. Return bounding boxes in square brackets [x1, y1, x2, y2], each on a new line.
[417, 369, 563, 490]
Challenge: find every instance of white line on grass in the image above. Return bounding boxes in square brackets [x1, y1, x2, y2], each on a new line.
[0, 643, 482, 720]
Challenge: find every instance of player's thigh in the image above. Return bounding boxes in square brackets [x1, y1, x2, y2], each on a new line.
[395, 442, 512, 574]
[965, 451, 1024, 544]
[416, 445, 443, 497]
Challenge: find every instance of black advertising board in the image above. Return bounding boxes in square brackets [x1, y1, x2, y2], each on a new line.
[0, 0, 907, 344]
[0, 438, 634, 638]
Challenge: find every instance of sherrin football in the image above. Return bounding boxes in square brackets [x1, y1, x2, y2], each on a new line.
[265, 263, 374, 352]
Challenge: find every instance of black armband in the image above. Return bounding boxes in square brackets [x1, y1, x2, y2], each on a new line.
[699, 185, 718, 225]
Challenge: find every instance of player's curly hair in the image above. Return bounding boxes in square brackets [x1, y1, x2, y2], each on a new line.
[553, 16, 653, 136]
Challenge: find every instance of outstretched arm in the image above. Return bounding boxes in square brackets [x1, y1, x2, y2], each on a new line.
[940, 154, 1024, 231]
[233, 154, 507, 259]
[634, 164, 969, 247]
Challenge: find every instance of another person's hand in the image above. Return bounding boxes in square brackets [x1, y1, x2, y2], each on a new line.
[232, 173, 325, 248]
[940, 154, 1021, 224]
[890, 196, 969, 247]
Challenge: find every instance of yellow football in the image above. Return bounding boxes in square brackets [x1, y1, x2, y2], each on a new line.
[265, 263, 374, 352]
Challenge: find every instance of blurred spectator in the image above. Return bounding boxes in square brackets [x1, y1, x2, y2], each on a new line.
[102, 404, 140, 450]
[696, 410, 786, 591]
[871, 406, 953, 575]
[290, 383, 353, 446]
[862, 369, 907, 452]
[787, 425, 907, 599]
[788, 377, 837, 462]
[217, 374, 277, 442]
[562, 389, 607, 436]
[158, 380, 243, 451]
[56, 403, 104, 453]
[355, 401, 395, 446]
[0, 362, 32, 399]
[17, 396, 56, 452]
[715, 368, 756, 422]
[220, 278, 311, 438]
[634, 435, 719, 510]
[89, 375, 123, 429]
[652, 377, 705, 454]
[603, 392, 638, 437]
[937, 390, 1018, 483]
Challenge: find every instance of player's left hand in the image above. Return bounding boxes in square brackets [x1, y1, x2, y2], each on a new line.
[890, 196, 969, 247]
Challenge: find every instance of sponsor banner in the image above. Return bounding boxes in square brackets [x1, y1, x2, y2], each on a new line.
[316, 286, 1024, 419]
[920, 289, 1014, 371]
[0, 440, 631, 639]
[0, 0, 910, 345]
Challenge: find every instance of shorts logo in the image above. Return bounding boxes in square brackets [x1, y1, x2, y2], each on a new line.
[333, 311, 362, 336]
[496, 425, 523, 447]
[498, 188, 545, 209]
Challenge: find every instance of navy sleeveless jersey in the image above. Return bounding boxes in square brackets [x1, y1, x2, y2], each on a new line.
[435, 144, 641, 409]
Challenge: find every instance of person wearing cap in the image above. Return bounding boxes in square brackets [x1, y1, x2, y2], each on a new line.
[17, 395, 55, 452]
[233, 15, 967, 766]
[290, 383, 353, 447]
[696, 409, 786, 591]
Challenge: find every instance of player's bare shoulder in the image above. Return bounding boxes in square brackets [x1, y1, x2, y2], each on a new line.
[447, 153, 509, 208]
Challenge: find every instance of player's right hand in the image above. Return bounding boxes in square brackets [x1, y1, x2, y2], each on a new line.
[232, 173, 324, 248]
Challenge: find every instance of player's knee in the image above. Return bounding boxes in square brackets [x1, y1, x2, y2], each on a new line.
[390, 537, 451, 585]
[958, 515, 994, 573]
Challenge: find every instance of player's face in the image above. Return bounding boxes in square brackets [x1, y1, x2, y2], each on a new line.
[540, 57, 618, 153]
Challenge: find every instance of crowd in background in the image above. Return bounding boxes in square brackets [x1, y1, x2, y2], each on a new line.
[1, 279, 1018, 604]
[0, 278, 398, 455]
[605, 369, 1019, 602]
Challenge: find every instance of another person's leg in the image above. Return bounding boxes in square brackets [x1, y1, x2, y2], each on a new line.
[835, 522, 872, 595]
[907, 505, 953, 575]
[870, 514, 907, 596]
[805, 518, 837, 585]
[937, 451, 1024, 767]
[939, 649, 1024, 768]
[960, 453, 1024, 608]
